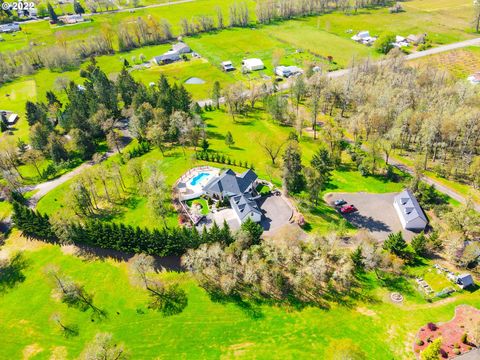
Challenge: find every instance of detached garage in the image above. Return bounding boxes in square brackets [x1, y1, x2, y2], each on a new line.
[393, 189, 428, 231]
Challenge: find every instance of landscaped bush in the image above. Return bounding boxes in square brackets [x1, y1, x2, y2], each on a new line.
[427, 322, 437, 331]
[416, 339, 424, 346]
[195, 151, 254, 170]
[461, 333, 468, 344]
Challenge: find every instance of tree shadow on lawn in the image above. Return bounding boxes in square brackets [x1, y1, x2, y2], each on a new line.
[380, 274, 417, 297]
[0, 252, 28, 293]
[206, 130, 225, 141]
[208, 290, 265, 320]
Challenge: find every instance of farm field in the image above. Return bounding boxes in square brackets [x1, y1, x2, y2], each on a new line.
[0, 231, 479, 360]
[412, 46, 480, 79]
[0, 0, 475, 54]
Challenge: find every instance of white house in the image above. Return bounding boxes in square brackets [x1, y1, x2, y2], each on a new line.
[242, 58, 264, 72]
[351, 31, 376, 45]
[152, 50, 181, 65]
[393, 189, 428, 231]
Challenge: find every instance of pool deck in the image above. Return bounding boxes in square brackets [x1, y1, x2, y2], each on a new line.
[175, 166, 220, 201]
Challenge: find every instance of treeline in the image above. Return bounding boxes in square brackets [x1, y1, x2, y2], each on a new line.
[12, 201, 234, 256]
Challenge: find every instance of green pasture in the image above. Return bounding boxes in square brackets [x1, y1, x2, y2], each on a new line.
[0, 232, 479, 359]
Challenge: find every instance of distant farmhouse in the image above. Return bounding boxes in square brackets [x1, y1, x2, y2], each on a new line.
[59, 14, 84, 24]
[0, 110, 19, 127]
[152, 42, 191, 65]
[0, 23, 20, 33]
[351, 31, 376, 45]
[393, 189, 428, 231]
[242, 58, 265, 72]
[204, 169, 262, 223]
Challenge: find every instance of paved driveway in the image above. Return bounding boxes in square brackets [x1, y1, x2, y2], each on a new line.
[326, 192, 418, 241]
[258, 195, 294, 235]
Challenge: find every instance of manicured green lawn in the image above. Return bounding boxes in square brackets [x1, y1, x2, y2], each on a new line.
[187, 198, 209, 215]
[37, 108, 407, 233]
[0, 232, 479, 359]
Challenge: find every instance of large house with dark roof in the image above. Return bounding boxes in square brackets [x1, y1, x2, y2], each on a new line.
[204, 169, 262, 223]
[393, 189, 428, 231]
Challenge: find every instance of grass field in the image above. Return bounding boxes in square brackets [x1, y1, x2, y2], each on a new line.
[0, 231, 479, 359]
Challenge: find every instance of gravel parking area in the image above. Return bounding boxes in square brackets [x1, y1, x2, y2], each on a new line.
[325, 192, 417, 241]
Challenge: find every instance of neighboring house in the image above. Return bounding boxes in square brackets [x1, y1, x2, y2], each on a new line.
[275, 65, 303, 78]
[7, 113, 18, 125]
[153, 50, 181, 65]
[60, 14, 84, 24]
[393, 35, 409, 48]
[407, 33, 427, 45]
[221, 61, 235, 72]
[468, 73, 480, 85]
[393, 189, 428, 231]
[456, 274, 475, 289]
[0, 23, 20, 33]
[203, 169, 261, 224]
[242, 58, 265, 72]
[172, 42, 191, 54]
[351, 31, 376, 45]
[0, 111, 18, 126]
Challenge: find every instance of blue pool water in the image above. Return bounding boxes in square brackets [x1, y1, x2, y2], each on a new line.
[190, 172, 210, 186]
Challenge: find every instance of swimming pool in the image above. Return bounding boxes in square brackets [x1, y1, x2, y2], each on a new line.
[190, 172, 211, 186]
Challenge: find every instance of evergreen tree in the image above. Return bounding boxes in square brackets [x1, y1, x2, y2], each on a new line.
[411, 231, 427, 256]
[282, 141, 304, 193]
[212, 81, 221, 109]
[47, 3, 58, 23]
[311, 145, 334, 190]
[116, 67, 138, 107]
[224, 131, 235, 148]
[383, 232, 408, 258]
[201, 138, 209, 153]
[73, 0, 85, 14]
[240, 218, 263, 245]
[351, 246, 364, 272]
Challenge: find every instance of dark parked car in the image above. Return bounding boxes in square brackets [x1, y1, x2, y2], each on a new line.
[334, 199, 347, 207]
